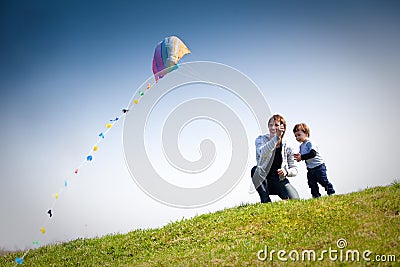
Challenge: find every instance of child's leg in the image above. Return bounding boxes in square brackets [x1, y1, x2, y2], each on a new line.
[315, 164, 335, 195]
[307, 169, 321, 198]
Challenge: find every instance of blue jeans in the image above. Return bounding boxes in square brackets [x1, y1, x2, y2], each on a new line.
[307, 163, 335, 198]
[251, 166, 299, 203]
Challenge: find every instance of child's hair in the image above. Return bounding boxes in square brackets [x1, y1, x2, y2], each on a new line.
[293, 123, 310, 137]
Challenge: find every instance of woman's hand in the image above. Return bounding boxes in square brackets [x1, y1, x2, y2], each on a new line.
[277, 168, 287, 177]
[276, 124, 285, 138]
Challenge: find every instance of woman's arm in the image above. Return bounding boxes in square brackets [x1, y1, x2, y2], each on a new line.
[285, 146, 298, 177]
[255, 135, 280, 160]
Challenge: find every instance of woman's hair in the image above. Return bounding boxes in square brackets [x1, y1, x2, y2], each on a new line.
[293, 123, 310, 137]
[268, 114, 287, 137]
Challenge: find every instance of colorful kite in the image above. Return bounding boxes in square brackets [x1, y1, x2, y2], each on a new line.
[152, 36, 190, 82]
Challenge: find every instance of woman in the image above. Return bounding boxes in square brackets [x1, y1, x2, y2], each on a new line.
[252, 114, 299, 203]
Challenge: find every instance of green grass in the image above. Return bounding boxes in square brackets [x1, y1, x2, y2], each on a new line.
[1, 183, 399, 266]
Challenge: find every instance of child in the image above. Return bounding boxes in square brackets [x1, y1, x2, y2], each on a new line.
[293, 123, 335, 198]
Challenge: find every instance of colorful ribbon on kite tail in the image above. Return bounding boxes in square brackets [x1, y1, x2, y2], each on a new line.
[13, 108, 129, 266]
[14, 77, 158, 265]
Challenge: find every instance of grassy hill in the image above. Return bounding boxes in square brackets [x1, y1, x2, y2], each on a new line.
[1, 183, 399, 266]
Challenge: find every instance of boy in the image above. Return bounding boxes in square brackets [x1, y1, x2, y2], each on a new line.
[293, 123, 335, 198]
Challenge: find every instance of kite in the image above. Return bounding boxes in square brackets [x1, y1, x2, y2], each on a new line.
[15, 35, 191, 266]
[152, 36, 190, 82]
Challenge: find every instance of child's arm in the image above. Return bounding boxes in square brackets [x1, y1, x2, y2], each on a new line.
[299, 149, 317, 160]
[294, 141, 316, 161]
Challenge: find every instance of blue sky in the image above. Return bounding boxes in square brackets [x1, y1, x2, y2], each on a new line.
[1, 0, 399, 250]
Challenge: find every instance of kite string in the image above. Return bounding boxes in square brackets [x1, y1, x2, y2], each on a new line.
[180, 57, 213, 84]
